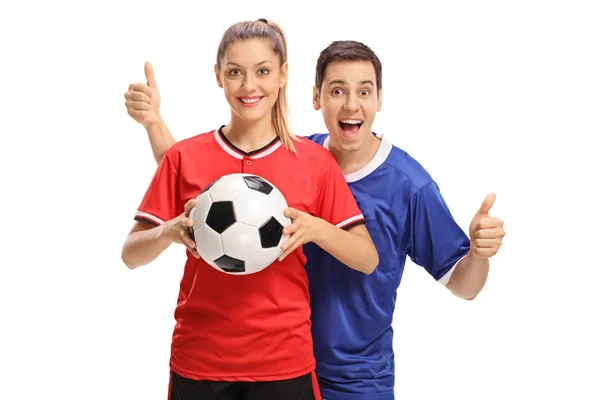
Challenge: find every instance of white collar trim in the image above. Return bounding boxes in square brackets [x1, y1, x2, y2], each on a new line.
[213, 129, 282, 160]
[323, 133, 392, 182]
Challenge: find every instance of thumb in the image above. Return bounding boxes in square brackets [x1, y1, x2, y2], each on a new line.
[184, 198, 197, 217]
[476, 193, 496, 217]
[145, 62, 157, 88]
[284, 207, 298, 219]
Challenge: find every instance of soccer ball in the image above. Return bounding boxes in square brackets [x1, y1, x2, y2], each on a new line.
[189, 173, 291, 275]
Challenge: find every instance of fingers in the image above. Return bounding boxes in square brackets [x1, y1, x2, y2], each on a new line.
[182, 238, 200, 258]
[126, 83, 152, 98]
[473, 238, 502, 249]
[127, 109, 148, 121]
[125, 90, 152, 103]
[125, 100, 151, 111]
[475, 217, 504, 230]
[124, 84, 152, 119]
[188, 248, 201, 259]
[279, 235, 301, 261]
[179, 226, 195, 248]
[475, 225, 505, 239]
[179, 219, 200, 258]
[283, 207, 300, 220]
[282, 221, 300, 236]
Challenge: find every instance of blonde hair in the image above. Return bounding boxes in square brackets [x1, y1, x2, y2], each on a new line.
[216, 19, 298, 153]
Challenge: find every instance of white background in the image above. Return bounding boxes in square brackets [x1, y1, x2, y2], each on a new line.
[1, 0, 599, 399]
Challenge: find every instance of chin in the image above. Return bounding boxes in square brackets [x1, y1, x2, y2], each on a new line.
[237, 108, 269, 122]
[340, 141, 363, 152]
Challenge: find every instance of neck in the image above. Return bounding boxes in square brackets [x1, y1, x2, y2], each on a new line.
[329, 134, 381, 175]
[223, 115, 277, 153]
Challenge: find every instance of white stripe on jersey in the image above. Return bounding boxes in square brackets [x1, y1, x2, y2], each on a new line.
[336, 214, 365, 229]
[135, 210, 165, 225]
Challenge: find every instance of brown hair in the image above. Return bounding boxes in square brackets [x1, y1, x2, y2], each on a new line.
[216, 19, 298, 152]
[315, 40, 382, 95]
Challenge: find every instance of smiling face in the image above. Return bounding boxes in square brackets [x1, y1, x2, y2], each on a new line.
[313, 60, 382, 153]
[215, 38, 287, 126]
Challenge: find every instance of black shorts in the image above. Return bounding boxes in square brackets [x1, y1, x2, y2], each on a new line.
[168, 370, 322, 400]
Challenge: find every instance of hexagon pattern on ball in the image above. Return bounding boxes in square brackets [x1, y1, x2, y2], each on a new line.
[209, 175, 248, 202]
[191, 191, 213, 229]
[189, 173, 290, 275]
[201, 178, 218, 195]
[221, 222, 262, 262]
[194, 223, 224, 262]
[269, 191, 290, 228]
[233, 189, 273, 227]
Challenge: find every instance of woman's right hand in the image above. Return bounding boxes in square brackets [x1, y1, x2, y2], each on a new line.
[160, 198, 200, 258]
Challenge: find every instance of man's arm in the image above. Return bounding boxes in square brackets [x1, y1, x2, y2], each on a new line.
[124, 62, 177, 165]
[145, 116, 177, 165]
[445, 254, 490, 300]
[445, 193, 504, 300]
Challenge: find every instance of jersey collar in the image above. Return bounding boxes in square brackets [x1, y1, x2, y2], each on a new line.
[214, 126, 282, 160]
[323, 132, 393, 183]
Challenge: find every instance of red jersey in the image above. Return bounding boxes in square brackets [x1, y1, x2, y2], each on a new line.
[134, 127, 365, 381]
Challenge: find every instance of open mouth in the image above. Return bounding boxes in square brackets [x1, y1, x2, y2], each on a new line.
[238, 96, 264, 108]
[338, 119, 363, 138]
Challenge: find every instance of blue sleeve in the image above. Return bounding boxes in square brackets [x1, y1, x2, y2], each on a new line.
[407, 182, 470, 281]
[305, 133, 327, 144]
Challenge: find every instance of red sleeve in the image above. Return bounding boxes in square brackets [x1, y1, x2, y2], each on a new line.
[134, 152, 181, 226]
[315, 157, 365, 230]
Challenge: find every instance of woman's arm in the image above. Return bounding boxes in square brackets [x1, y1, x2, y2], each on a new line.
[122, 199, 199, 269]
[279, 208, 378, 275]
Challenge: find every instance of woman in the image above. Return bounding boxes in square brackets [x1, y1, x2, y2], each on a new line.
[121, 19, 378, 400]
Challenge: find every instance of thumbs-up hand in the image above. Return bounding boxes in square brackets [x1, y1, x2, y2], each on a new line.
[468, 193, 505, 259]
[124, 62, 161, 127]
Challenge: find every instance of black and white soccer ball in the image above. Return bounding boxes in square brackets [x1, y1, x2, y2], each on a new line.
[189, 173, 291, 275]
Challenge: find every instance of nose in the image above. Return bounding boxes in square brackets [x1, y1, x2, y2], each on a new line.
[343, 93, 359, 112]
[242, 74, 257, 91]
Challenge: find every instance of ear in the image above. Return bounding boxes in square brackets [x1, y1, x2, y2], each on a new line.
[376, 88, 382, 112]
[279, 62, 288, 88]
[313, 85, 321, 111]
[214, 64, 222, 88]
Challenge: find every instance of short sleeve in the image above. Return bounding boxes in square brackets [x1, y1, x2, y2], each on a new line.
[315, 158, 365, 230]
[134, 153, 181, 226]
[407, 182, 470, 283]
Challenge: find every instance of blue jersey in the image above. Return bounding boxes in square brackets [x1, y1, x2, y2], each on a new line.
[304, 133, 470, 400]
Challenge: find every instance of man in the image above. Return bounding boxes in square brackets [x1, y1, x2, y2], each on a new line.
[124, 40, 505, 400]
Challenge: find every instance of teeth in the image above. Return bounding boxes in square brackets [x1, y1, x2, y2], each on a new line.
[240, 98, 261, 104]
[340, 119, 362, 124]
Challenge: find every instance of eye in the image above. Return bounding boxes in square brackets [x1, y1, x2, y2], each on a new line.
[228, 69, 241, 76]
[360, 89, 370, 96]
[331, 88, 343, 96]
[257, 68, 270, 75]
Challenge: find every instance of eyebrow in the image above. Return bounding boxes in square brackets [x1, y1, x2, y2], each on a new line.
[328, 79, 375, 87]
[225, 60, 273, 67]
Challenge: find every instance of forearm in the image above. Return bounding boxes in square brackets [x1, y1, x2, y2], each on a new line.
[446, 252, 490, 300]
[314, 222, 378, 274]
[121, 224, 172, 269]
[144, 115, 176, 164]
